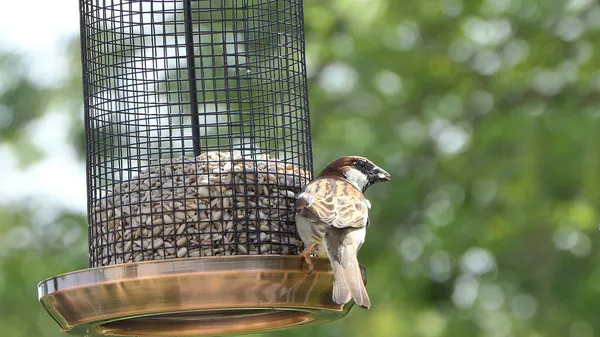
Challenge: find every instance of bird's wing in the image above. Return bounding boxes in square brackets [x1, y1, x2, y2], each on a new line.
[295, 180, 336, 224]
[296, 179, 369, 229]
[330, 193, 369, 229]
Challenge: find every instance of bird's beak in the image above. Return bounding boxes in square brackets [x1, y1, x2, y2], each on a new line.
[371, 166, 391, 182]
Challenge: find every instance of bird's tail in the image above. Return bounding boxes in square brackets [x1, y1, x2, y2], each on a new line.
[327, 230, 371, 309]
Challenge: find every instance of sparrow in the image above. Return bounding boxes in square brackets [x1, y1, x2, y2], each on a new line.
[295, 156, 391, 309]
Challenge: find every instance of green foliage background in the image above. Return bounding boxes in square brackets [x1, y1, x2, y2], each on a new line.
[1, 0, 600, 336]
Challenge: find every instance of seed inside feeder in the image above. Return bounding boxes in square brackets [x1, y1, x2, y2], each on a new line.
[90, 151, 311, 267]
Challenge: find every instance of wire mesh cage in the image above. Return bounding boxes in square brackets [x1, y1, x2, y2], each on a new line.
[80, 0, 313, 267]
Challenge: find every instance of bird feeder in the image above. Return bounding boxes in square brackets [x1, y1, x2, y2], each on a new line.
[37, 0, 366, 336]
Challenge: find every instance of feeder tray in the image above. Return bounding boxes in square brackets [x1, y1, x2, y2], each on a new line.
[38, 256, 367, 336]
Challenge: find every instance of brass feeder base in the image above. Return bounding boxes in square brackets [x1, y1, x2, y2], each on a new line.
[38, 255, 366, 336]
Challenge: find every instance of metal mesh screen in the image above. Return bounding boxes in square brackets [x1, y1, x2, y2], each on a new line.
[79, 0, 313, 267]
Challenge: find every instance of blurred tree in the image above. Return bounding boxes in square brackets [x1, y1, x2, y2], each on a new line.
[1, 0, 600, 337]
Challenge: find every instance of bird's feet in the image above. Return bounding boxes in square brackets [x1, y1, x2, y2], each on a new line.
[299, 242, 317, 274]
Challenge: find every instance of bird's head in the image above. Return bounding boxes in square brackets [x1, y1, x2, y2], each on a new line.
[317, 156, 391, 192]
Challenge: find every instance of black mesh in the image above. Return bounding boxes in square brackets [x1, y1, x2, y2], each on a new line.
[79, 0, 313, 268]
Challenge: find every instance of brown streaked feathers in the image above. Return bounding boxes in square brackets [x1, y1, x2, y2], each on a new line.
[295, 156, 390, 309]
[295, 179, 369, 230]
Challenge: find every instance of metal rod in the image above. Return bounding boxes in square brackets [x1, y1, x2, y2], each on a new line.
[183, 0, 201, 157]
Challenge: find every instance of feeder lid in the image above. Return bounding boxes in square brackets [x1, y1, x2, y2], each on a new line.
[38, 255, 362, 336]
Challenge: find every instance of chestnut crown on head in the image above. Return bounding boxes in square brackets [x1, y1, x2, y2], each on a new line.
[316, 156, 391, 192]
